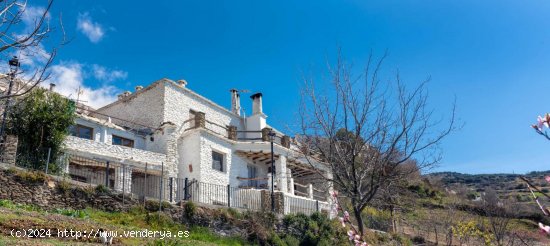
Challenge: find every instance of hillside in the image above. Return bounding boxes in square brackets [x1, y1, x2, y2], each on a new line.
[426, 170, 550, 201]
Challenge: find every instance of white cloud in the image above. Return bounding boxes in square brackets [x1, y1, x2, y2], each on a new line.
[20, 6, 50, 31]
[47, 62, 125, 108]
[77, 13, 105, 43]
[91, 64, 127, 82]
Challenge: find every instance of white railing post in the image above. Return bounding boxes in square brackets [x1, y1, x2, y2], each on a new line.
[307, 184, 313, 199]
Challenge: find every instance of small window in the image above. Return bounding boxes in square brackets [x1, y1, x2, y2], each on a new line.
[112, 135, 134, 148]
[70, 124, 94, 140]
[212, 151, 224, 172]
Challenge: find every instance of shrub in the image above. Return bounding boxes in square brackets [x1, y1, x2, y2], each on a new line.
[5, 167, 18, 175]
[95, 184, 110, 194]
[184, 201, 196, 220]
[412, 235, 426, 244]
[15, 170, 47, 184]
[57, 179, 71, 194]
[280, 212, 347, 245]
[146, 212, 174, 230]
[391, 233, 413, 246]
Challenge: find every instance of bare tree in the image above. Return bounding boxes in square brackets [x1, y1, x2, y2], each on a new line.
[0, 0, 63, 99]
[297, 50, 456, 235]
[479, 189, 516, 246]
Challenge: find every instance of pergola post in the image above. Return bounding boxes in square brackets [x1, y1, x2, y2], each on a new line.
[275, 156, 288, 193]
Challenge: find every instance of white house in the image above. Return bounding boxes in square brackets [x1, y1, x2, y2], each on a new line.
[61, 78, 332, 213]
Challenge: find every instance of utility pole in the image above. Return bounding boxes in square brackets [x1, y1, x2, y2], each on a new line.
[0, 56, 20, 143]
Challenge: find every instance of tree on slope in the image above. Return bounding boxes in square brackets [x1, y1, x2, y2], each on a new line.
[297, 50, 456, 235]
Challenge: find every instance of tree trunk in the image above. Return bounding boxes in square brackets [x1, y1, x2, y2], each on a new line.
[354, 207, 365, 236]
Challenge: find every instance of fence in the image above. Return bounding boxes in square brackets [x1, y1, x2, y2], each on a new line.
[284, 194, 330, 216]
[2, 151, 329, 216]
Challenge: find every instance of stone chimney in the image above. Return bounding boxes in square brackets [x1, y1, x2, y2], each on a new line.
[230, 89, 241, 116]
[49, 83, 56, 91]
[250, 93, 263, 115]
[135, 85, 143, 92]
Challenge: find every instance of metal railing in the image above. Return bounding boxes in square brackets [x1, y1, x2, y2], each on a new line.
[3, 151, 326, 215]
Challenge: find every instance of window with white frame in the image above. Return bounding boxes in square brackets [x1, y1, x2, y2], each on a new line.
[212, 151, 224, 172]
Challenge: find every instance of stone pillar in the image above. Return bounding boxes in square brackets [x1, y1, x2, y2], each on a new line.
[114, 165, 132, 193]
[260, 190, 285, 214]
[275, 156, 288, 193]
[1, 135, 18, 165]
[194, 112, 205, 128]
[261, 127, 272, 142]
[307, 183, 314, 199]
[227, 125, 237, 140]
[281, 136, 290, 148]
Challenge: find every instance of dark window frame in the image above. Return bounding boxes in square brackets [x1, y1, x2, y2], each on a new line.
[212, 151, 224, 172]
[112, 135, 135, 148]
[71, 124, 94, 140]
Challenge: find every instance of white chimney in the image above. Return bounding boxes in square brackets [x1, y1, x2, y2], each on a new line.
[177, 79, 188, 87]
[135, 85, 143, 92]
[230, 89, 241, 116]
[245, 92, 267, 139]
[250, 93, 263, 115]
[49, 83, 56, 91]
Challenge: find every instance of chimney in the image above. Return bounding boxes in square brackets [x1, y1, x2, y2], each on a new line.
[135, 85, 143, 92]
[177, 79, 188, 87]
[230, 89, 241, 116]
[250, 93, 263, 115]
[49, 83, 56, 91]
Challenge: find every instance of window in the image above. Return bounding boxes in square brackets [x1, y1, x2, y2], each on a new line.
[70, 124, 94, 140]
[112, 135, 134, 148]
[212, 151, 224, 172]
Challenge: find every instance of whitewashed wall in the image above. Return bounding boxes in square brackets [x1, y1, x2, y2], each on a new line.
[73, 117, 147, 150]
[95, 81, 166, 133]
[64, 136, 166, 166]
[178, 131, 201, 181]
[163, 82, 244, 131]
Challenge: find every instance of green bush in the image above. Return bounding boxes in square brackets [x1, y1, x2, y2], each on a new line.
[184, 201, 197, 220]
[146, 212, 174, 229]
[7, 88, 76, 172]
[57, 179, 71, 194]
[95, 184, 110, 194]
[279, 212, 348, 246]
[15, 170, 47, 184]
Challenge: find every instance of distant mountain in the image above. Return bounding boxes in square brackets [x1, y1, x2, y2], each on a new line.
[425, 170, 550, 194]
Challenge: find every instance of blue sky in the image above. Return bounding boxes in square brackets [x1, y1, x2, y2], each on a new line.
[18, 0, 550, 174]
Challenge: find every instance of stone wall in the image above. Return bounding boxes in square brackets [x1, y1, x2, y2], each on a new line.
[0, 135, 18, 165]
[0, 167, 140, 212]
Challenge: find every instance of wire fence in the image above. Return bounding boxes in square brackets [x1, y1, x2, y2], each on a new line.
[1, 150, 328, 215]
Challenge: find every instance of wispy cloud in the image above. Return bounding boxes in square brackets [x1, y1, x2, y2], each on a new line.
[20, 6, 50, 30]
[47, 62, 125, 108]
[91, 64, 127, 82]
[76, 12, 104, 43]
